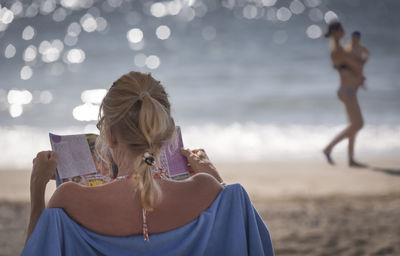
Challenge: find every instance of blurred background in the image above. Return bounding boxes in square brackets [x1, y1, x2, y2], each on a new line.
[1, 1, 400, 255]
[0, 0, 399, 169]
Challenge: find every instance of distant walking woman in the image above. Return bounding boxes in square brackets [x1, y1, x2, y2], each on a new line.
[323, 21, 367, 167]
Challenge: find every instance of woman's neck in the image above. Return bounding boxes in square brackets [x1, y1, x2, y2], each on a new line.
[330, 38, 342, 52]
[333, 38, 341, 48]
[111, 146, 140, 177]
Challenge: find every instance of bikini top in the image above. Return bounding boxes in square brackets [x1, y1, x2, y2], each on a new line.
[115, 168, 170, 242]
[333, 47, 352, 71]
[334, 63, 351, 71]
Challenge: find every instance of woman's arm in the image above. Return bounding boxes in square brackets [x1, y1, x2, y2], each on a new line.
[25, 151, 58, 245]
[332, 50, 363, 75]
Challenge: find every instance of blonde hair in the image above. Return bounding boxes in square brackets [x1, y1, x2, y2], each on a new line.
[96, 71, 175, 210]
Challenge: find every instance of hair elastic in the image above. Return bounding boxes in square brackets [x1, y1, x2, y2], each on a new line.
[143, 152, 155, 166]
[139, 91, 150, 100]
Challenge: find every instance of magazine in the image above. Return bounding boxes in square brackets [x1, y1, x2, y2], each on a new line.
[49, 133, 111, 187]
[49, 127, 190, 186]
[159, 126, 190, 180]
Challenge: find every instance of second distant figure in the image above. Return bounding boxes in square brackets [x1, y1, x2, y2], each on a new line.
[323, 21, 370, 167]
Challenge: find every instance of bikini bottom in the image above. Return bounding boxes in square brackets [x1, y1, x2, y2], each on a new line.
[338, 87, 357, 102]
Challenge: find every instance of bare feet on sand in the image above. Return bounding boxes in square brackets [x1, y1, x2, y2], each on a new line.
[349, 160, 368, 168]
[323, 149, 335, 165]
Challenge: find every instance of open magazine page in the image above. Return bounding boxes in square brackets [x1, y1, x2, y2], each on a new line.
[159, 126, 190, 180]
[50, 127, 189, 186]
[50, 133, 111, 187]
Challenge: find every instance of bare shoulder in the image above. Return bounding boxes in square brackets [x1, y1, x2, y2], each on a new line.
[186, 173, 224, 199]
[47, 180, 125, 210]
[191, 173, 223, 187]
[47, 182, 79, 208]
[47, 181, 83, 209]
[150, 173, 224, 233]
[160, 173, 223, 207]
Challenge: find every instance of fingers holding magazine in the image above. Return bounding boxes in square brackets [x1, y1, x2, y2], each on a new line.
[31, 151, 58, 186]
[180, 148, 224, 183]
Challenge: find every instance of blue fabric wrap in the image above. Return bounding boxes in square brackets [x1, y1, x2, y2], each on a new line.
[21, 184, 274, 256]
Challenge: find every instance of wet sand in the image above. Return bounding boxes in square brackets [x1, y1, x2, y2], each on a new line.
[1, 157, 399, 255]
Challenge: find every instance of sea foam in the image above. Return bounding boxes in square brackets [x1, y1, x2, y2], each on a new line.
[0, 123, 399, 170]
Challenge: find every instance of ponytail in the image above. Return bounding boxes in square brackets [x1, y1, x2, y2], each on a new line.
[98, 71, 175, 212]
[135, 93, 174, 211]
[136, 160, 160, 211]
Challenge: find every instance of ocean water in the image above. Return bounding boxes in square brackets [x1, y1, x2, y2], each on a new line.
[0, 0, 399, 168]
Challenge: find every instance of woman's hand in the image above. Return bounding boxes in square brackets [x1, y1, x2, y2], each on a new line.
[180, 148, 223, 183]
[31, 151, 58, 187]
[358, 75, 367, 89]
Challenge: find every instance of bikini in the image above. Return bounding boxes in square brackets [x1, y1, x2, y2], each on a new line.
[115, 167, 170, 242]
[334, 63, 357, 98]
[334, 63, 350, 71]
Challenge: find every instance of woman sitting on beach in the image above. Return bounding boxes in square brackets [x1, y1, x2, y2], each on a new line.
[323, 21, 367, 167]
[23, 71, 273, 255]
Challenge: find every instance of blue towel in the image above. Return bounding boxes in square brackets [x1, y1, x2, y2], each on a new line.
[21, 184, 274, 256]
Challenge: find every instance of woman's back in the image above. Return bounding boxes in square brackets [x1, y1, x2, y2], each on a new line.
[48, 173, 223, 237]
[23, 183, 274, 256]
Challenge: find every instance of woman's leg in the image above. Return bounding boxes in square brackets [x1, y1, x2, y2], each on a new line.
[345, 95, 365, 166]
[323, 122, 353, 164]
[323, 92, 349, 164]
[348, 134, 356, 161]
[323, 91, 363, 164]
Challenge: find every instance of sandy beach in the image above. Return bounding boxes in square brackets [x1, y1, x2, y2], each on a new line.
[1, 156, 399, 256]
